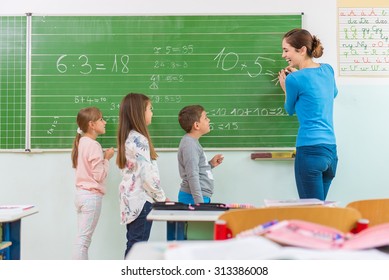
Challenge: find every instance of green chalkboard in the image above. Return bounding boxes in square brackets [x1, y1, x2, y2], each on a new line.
[0, 16, 26, 150]
[30, 15, 301, 149]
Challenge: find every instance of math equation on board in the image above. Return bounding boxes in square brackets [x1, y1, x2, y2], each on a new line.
[338, 7, 389, 76]
[55, 45, 279, 89]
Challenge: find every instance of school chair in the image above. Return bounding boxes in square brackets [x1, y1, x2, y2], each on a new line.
[346, 198, 389, 227]
[215, 206, 362, 238]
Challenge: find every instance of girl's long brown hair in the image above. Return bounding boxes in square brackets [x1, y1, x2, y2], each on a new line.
[116, 93, 157, 169]
[71, 107, 102, 168]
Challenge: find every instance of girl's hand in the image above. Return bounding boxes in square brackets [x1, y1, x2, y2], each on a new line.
[104, 147, 115, 160]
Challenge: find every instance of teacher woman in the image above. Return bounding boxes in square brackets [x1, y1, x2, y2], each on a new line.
[278, 28, 338, 200]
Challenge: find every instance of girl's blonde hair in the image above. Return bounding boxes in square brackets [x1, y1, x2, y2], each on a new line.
[71, 107, 102, 168]
[116, 93, 157, 169]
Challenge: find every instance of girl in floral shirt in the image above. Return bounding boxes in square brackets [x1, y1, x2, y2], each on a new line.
[116, 93, 167, 258]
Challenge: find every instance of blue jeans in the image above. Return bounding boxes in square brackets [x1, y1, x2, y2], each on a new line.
[294, 144, 338, 200]
[125, 201, 153, 258]
[178, 191, 211, 204]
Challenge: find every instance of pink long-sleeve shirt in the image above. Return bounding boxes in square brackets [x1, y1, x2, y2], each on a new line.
[75, 137, 109, 195]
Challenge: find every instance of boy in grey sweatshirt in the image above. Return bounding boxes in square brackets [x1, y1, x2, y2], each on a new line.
[177, 105, 224, 204]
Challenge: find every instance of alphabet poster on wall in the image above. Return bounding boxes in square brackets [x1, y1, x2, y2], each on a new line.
[338, 0, 389, 76]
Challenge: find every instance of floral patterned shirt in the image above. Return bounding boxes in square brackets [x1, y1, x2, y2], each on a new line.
[119, 130, 166, 224]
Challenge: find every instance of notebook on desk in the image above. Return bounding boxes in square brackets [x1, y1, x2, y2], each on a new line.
[264, 199, 324, 207]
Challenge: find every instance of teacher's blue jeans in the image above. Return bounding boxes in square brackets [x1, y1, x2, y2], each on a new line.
[294, 144, 338, 200]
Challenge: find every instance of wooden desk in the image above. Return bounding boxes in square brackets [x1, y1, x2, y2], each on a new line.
[0, 207, 38, 260]
[147, 209, 225, 241]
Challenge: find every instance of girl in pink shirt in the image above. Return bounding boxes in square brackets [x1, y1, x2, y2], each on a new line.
[71, 107, 114, 260]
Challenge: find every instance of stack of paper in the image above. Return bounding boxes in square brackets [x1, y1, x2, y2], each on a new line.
[0, 205, 35, 214]
[264, 198, 324, 207]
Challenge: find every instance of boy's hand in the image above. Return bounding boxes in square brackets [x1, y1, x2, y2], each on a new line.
[211, 154, 224, 167]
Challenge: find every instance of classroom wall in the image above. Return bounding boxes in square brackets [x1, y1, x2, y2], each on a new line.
[1, 0, 389, 260]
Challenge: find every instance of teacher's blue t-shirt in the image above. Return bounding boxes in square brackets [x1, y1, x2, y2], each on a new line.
[284, 63, 338, 147]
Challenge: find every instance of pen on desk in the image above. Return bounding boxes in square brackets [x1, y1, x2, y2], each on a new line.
[332, 233, 344, 245]
[252, 220, 278, 235]
[237, 220, 278, 238]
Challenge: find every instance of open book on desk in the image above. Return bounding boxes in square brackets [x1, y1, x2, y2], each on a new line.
[162, 236, 389, 260]
[264, 219, 389, 250]
[161, 220, 389, 260]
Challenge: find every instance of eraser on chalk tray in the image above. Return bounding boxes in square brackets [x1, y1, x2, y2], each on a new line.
[251, 151, 295, 160]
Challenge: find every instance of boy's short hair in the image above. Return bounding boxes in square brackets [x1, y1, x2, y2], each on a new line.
[178, 105, 205, 133]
